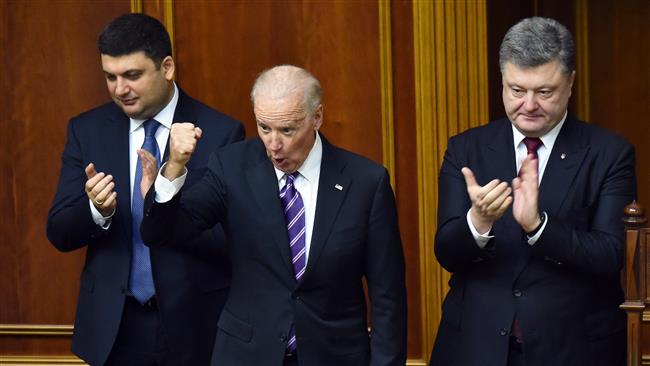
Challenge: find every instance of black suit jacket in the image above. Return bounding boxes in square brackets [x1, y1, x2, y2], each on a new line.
[429, 116, 636, 366]
[47, 89, 245, 365]
[141, 136, 407, 366]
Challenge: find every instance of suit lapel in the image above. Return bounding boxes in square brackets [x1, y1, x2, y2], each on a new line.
[104, 106, 133, 245]
[538, 117, 589, 216]
[486, 119, 518, 183]
[303, 138, 350, 282]
[245, 143, 296, 277]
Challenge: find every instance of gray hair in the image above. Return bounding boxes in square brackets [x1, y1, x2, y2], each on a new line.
[250, 65, 322, 116]
[499, 17, 575, 74]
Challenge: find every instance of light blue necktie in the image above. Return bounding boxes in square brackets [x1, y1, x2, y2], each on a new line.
[279, 172, 306, 352]
[129, 119, 160, 304]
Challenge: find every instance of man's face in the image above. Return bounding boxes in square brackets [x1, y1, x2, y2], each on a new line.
[502, 59, 575, 137]
[101, 51, 174, 119]
[254, 93, 322, 174]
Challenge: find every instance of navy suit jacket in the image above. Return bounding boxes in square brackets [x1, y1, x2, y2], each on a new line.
[141, 136, 407, 366]
[430, 116, 636, 366]
[47, 89, 244, 365]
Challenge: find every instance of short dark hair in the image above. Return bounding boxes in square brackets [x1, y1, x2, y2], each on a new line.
[98, 13, 171, 68]
[499, 17, 575, 74]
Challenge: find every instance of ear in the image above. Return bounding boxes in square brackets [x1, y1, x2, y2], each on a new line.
[312, 104, 324, 130]
[567, 70, 576, 97]
[161, 56, 175, 81]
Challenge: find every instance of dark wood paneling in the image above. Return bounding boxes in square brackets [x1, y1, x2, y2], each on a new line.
[486, 0, 578, 122]
[0, 0, 130, 356]
[174, 0, 383, 164]
[588, 0, 650, 206]
[392, 0, 420, 358]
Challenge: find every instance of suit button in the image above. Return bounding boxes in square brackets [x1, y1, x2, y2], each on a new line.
[513, 289, 522, 297]
[280, 334, 287, 342]
[500, 328, 508, 336]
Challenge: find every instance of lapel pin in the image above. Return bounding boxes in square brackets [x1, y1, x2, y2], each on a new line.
[334, 184, 343, 191]
[560, 153, 566, 160]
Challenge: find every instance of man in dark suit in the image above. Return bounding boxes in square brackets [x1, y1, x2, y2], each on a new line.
[46, 13, 244, 366]
[429, 17, 636, 366]
[139, 65, 407, 366]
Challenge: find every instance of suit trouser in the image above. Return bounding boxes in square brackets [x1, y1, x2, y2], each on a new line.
[105, 296, 169, 366]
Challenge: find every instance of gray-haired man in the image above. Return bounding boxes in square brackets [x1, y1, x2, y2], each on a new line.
[430, 17, 635, 366]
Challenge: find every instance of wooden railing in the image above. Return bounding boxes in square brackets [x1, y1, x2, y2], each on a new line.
[621, 201, 649, 366]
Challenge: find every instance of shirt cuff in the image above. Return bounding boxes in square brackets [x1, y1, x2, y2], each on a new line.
[526, 212, 548, 245]
[89, 199, 114, 229]
[154, 162, 187, 203]
[467, 209, 494, 249]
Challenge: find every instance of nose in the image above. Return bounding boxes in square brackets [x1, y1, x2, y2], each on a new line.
[522, 92, 538, 111]
[267, 133, 282, 152]
[115, 77, 130, 97]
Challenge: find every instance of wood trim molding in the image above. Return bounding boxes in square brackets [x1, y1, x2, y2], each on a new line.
[130, 0, 142, 13]
[0, 356, 85, 365]
[413, 0, 488, 360]
[0, 324, 73, 336]
[379, 0, 396, 187]
[575, 0, 590, 121]
[130, 0, 175, 60]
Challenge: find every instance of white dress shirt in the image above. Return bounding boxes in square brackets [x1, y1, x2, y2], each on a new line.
[274, 133, 322, 262]
[154, 132, 324, 263]
[468, 111, 567, 247]
[91, 83, 178, 227]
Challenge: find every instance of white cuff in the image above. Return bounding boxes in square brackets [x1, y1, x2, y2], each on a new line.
[89, 199, 114, 229]
[154, 162, 187, 203]
[467, 209, 494, 249]
[526, 212, 548, 245]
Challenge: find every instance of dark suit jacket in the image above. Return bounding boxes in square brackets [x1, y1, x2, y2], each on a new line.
[46, 89, 245, 366]
[429, 116, 636, 366]
[141, 136, 407, 366]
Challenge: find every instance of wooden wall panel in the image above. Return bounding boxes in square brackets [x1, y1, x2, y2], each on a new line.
[173, 0, 383, 164]
[587, 0, 650, 206]
[0, 0, 130, 359]
[391, 0, 421, 359]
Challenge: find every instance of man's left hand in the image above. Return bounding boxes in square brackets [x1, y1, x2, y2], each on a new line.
[512, 154, 541, 232]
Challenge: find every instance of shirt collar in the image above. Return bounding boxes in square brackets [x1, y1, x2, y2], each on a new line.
[511, 110, 567, 151]
[129, 82, 178, 133]
[275, 132, 323, 183]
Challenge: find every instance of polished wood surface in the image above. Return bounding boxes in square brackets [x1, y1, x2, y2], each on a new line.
[1, 1, 648, 364]
[621, 202, 649, 366]
[587, 0, 650, 207]
[0, 0, 130, 359]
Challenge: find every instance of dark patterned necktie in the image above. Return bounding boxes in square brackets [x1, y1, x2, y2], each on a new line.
[129, 119, 160, 304]
[279, 172, 306, 352]
[523, 137, 543, 159]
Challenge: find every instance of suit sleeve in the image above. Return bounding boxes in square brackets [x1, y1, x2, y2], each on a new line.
[530, 141, 637, 277]
[141, 153, 228, 248]
[46, 118, 109, 252]
[365, 169, 407, 366]
[434, 136, 494, 273]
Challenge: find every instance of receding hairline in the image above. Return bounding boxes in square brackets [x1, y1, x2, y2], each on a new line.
[250, 65, 322, 115]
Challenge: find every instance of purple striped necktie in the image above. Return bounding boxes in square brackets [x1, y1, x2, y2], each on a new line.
[279, 172, 306, 352]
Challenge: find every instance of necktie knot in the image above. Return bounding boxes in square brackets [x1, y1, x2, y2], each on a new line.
[143, 119, 160, 140]
[522, 137, 543, 157]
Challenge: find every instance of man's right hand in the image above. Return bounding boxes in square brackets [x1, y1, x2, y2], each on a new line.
[85, 163, 117, 217]
[462, 167, 512, 233]
[164, 122, 202, 180]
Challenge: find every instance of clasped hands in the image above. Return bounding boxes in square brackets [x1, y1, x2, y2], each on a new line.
[84, 122, 202, 217]
[463, 154, 542, 234]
